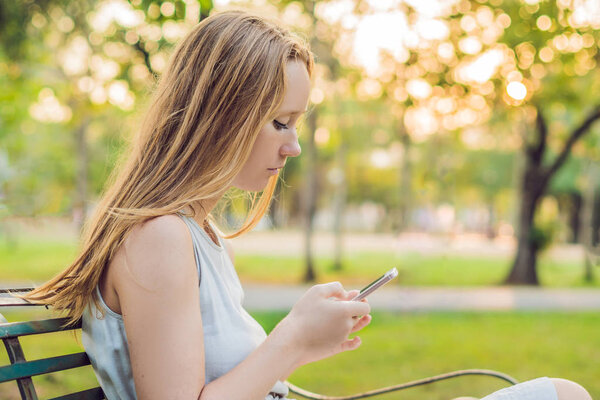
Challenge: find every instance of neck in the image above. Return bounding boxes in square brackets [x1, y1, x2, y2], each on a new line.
[190, 194, 222, 225]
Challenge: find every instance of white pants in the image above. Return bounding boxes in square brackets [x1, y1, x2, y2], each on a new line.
[481, 377, 558, 400]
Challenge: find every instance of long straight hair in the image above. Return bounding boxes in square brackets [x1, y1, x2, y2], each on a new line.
[24, 11, 313, 325]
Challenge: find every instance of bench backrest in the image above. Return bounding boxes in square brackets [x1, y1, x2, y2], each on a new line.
[0, 292, 105, 400]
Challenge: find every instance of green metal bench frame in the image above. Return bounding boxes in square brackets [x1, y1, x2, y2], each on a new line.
[1, 290, 104, 400]
[1, 289, 518, 400]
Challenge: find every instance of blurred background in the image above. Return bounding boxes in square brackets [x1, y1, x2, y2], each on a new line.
[1, 0, 600, 399]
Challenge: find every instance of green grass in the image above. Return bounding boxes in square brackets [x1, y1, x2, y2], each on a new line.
[0, 239, 78, 283]
[235, 252, 595, 287]
[1, 310, 598, 399]
[2, 237, 597, 398]
[2, 237, 598, 398]
[3, 238, 596, 287]
[260, 311, 600, 400]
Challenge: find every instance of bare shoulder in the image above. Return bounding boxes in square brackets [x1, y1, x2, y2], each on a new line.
[130, 214, 189, 242]
[110, 215, 205, 399]
[113, 214, 196, 293]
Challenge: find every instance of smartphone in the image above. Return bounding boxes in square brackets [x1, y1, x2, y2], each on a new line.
[352, 267, 398, 301]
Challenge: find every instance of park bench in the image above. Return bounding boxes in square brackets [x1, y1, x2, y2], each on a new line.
[1, 288, 518, 400]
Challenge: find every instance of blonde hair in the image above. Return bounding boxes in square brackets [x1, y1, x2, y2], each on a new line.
[24, 10, 313, 325]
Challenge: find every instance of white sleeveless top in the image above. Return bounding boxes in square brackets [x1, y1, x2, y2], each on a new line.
[81, 215, 289, 400]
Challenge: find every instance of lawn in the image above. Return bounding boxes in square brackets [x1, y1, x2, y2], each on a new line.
[234, 252, 595, 288]
[1, 238, 597, 288]
[0, 309, 598, 399]
[2, 237, 598, 399]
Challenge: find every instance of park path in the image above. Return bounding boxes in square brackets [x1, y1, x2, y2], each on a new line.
[242, 284, 600, 311]
[4, 219, 600, 310]
[3, 282, 599, 311]
[234, 230, 600, 311]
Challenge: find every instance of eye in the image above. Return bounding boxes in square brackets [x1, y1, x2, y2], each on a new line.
[273, 119, 289, 131]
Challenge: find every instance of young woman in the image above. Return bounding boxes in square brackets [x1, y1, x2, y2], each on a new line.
[25, 10, 590, 400]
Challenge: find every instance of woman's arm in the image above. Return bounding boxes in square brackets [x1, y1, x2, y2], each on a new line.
[200, 283, 371, 400]
[113, 215, 371, 400]
[112, 215, 206, 399]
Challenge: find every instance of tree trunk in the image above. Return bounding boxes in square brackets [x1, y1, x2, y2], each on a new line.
[568, 192, 582, 244]
[592, 188, 600, 247]
[506, 105, 600, 284]
[301, 0, 319, 283]
[581, 164, 598, 283]
[505, 152, 546, 285]
[332, 145, 347, 271]
[506, 185, 541, 284]
[73, 118, 89, 233]
[302, 107, 318, 282]
[397, 126, 412, 232]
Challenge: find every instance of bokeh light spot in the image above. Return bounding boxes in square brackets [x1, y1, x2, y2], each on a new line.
[536, 15, 552, 31]
[160, 2, 175, 17]
[539, 47, 554, 63]
[506, 81, 527, 100]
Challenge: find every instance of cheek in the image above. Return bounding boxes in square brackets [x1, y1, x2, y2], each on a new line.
[250, 130, 277, 157]
[240, 136, 266, 172]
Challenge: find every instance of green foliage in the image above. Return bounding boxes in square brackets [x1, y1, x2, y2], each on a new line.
[1, 0, 599, 255]
[499, 0, 600, 124]
[0, 0, 49, 59]
[0, 0, 215, 216]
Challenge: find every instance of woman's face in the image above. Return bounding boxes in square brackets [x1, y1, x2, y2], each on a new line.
[232, 60, 311, 191]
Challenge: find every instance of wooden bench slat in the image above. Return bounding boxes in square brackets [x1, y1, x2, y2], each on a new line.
[48, 386, 105, 400]
[0, 298, 37, 306]
[0, 288, 36, 294]
[0, 318, 81, 339]
[0, 352, 91, 383]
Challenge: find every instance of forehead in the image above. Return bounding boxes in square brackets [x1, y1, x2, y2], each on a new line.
[277, 60, 311, 115]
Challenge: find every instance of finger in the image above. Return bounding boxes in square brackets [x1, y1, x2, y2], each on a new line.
[341, 300, 371, 317]
[340, 336, 362, 352]
[351, 314, 371, 333]
[345, 289, 360, 300]
[316, 281, 348, 299]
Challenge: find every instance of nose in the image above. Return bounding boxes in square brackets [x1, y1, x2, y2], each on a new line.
[280, 135, 301, 158]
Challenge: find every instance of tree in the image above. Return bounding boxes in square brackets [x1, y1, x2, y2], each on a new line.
[0, 0, 213, 225]
[497, 0, 600, 284]
[325, 0, 600, 284]
[262, 0, 347, 281]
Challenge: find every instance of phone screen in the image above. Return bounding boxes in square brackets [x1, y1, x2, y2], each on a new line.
[352, 267, 398, 301]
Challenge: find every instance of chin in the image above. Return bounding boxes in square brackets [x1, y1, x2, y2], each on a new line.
[232, 179, 270, 192]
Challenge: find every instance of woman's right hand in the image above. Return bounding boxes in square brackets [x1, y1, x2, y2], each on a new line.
[272, 282, 372, 368]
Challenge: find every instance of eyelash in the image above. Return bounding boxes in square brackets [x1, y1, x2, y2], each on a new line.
[273, 120, 288, 131]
